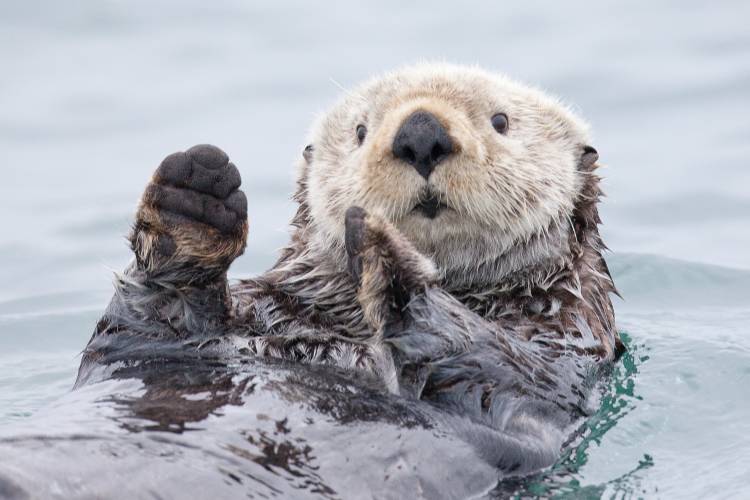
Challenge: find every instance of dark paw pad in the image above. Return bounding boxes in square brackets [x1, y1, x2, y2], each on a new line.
[146, 145, 247, 234]
[187, 144, 229, 170]
[154, 145, 241, 199]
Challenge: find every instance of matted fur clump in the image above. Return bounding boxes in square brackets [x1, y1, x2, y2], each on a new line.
[78, 63, 621, 476]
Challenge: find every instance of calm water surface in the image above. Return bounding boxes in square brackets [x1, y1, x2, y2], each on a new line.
[1, 1, 749, 498]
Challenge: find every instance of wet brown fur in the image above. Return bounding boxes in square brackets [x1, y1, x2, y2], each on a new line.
[79, 65, 620, 474]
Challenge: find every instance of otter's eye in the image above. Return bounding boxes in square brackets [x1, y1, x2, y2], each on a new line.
[356, 124, 367, 145]
[491, 113, 509, 134]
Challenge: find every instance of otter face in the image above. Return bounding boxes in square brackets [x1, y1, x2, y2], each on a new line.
[302, 63, 595, 280]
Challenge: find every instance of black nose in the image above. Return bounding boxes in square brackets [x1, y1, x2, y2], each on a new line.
[392, 111, 453, 180]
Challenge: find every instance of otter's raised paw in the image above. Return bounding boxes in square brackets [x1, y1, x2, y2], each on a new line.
[344, 206, 437, 332]
[132, 145, 248, 278]
[145, 145, 247, 234]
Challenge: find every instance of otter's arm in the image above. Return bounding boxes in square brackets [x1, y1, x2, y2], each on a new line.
[80, 146, 248, 372]
[346, 209, 592, 401]
[345, 207, 592, 472]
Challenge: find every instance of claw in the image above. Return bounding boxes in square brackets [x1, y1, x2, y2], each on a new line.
[344, 206, 368, 283]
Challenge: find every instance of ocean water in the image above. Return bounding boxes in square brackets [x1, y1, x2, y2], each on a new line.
[1, 1, 749, 498]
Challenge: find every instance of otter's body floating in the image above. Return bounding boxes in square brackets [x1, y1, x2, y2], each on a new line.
[78, 63, 621, 481]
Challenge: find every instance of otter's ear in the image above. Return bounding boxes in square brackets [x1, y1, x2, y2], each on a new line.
[302, 144, 314, 163]
[580, 145, 599, 171]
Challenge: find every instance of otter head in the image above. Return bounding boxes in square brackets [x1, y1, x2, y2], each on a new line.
[300, 63, 598, 288]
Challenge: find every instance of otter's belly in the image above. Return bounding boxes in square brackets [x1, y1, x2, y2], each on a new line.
[0, 359, 504, 500]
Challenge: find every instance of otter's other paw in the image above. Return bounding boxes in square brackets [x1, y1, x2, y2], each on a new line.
[344, 206, 437, 333]
[132, 145, 248, 279]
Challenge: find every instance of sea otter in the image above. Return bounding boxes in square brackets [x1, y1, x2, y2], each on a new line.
[77, 63, 621, 476]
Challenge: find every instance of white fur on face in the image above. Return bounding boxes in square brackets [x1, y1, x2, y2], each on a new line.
[303, 63, 593, 277]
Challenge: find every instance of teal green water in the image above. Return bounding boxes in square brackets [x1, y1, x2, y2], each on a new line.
[1, 2, 749, 498]
[516, 334, 653, 498]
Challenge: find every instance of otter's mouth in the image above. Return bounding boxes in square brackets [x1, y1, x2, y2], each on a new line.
[413, 192, 449, 219]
